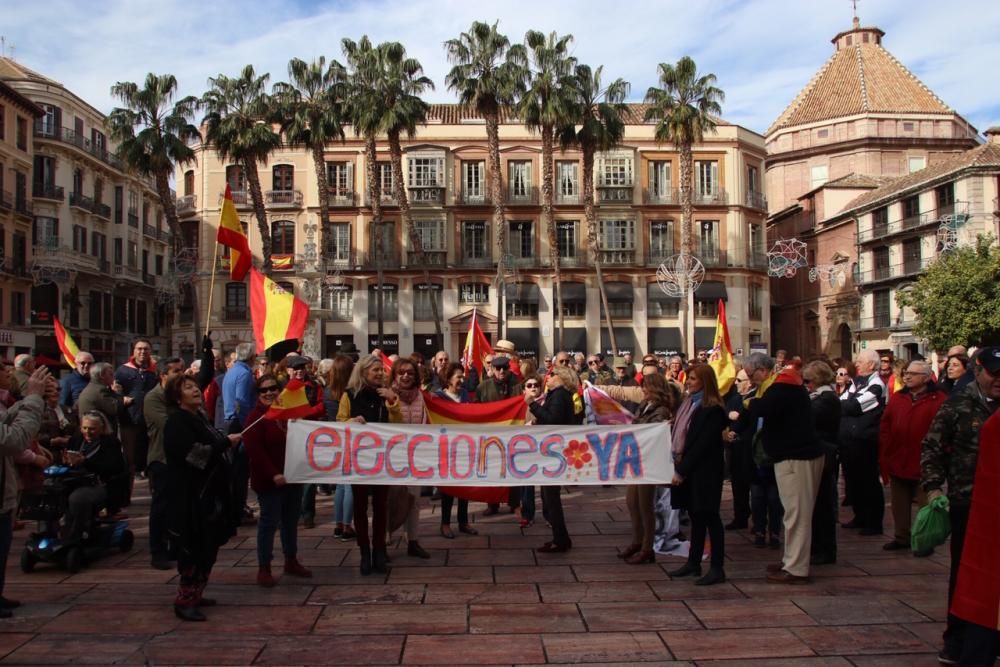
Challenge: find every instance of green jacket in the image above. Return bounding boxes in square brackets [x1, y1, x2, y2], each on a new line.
[921, 382, 998, 506]
[143, 384, 173, 466]
[475, 376, 523, 403]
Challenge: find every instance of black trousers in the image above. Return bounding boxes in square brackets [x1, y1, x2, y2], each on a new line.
[688, 509, 724, 569]
[147, 461, 170, 560]
[944, 503, 971, 656]
[0, 512, 12, 595]
[727, 442, 753, 524]
[840, 441, 884, 531]
[541, 486, 570, 547]
[811, 453, 839, 560]
[959, 621, 999, 666]
[232, 445, 250, 516]
[440, 494, 468, 526]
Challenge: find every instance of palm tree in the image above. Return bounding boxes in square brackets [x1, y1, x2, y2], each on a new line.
[559, 64, 630, 356]
[108, 73, 202, 337]
[445, 21, 527, 337]
[342, 36, 389, 347]
[517, 30, 576, 351]
[201, 65, 281, 273]
[643, 56, 724, 357]
[272, 57, 347, 273]
[375, 41, 444, 340]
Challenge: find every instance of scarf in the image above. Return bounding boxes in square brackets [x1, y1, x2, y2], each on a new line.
[809, 384, 835, 400]
[395, 386, 420, 405]
[128, 356, 151, 371]
[671, 391, 703, 458]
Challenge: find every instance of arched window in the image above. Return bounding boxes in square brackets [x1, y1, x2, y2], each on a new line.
[271, 220, 295, 254]
[272, 164, 294, 191]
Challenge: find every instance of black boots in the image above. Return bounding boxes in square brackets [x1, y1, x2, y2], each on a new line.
[372, 547, 389, 573]
[359, 546, 372, 576]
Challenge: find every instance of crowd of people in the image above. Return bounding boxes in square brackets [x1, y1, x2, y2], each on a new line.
[0, 337, 996, 663]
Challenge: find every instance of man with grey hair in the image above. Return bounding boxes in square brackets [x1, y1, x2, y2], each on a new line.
[12, 354, 35, 397]
[77, 362, 130, 436]
[743, 352, 776, 391]
[222, 342, 258, 525]
[838, 348, 886, 536]
[60, 351, 94, 410]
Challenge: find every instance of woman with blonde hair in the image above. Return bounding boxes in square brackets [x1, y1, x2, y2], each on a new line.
[336, 355, 401, 575]
[322, 354, 356, 539]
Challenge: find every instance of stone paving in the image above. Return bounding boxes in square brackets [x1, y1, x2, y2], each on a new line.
[0, 483, 950, 665]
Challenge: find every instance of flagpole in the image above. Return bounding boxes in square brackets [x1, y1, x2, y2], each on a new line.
[240, 413, 266, 436]
[204, 239, 220, 339]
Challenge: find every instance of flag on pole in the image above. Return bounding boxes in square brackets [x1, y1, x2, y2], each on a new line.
[249, 268, 310, 354]
[217, 184, 252, 281]
[423, 391, 526, 503]
[263, 378, 325, 420]
[708, 298, 736, 395]
[53, 317, 79, 367]
[461, 308, 494, 379]
[582, 382, 634, 425]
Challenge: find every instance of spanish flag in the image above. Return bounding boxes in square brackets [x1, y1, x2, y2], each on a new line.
[708, 298, 736, 395]
[424, 392, 525, 504]
[249, 268, 310, 354]
[461, 308, 493, 379]
[53, 317, 79, 367]
[217, 184, 252, 281]
[263, 378, 325, 420]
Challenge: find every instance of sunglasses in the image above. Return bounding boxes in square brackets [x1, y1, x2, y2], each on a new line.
[588, 360, 599, 365]
[259, 385, 279, 393]
[836, 371, 848, 376]
[525, 382, 540, 388]
[398, 369, 416, 376]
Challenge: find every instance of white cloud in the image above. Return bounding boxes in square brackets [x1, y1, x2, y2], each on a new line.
[4, 0, 998, 134]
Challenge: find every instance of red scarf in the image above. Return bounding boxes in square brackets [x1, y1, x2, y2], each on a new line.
[128, 356, 151, 371]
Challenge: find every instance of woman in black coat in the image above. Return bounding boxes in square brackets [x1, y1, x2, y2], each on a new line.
[668, 365, 728, 585]
[804, 361, 842, 565]
[527, 366, 584, 553]
[164, 375, 240, 622]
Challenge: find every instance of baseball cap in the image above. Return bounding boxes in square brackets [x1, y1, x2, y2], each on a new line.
[975, 346, 1000, 373]
[287, 355, 311, 370]
[491, 356, 510, 369]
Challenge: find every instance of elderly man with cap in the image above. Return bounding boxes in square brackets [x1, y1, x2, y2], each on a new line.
[921, 346, 1000, 665]
[476, 355, 524, 516]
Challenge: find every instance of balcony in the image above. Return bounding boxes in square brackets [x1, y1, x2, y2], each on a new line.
[114, 265, 141, 280]
[158, 229, 172, 244]
[220, 190, 254, 209]
[175, 194, 197, 216]
[692, 189, 729, 205]
[554, 192, 581, 205]
[93, 202, 111, 221]
[645, 250, 674, 266]
[142, 272, 157, 287]
[408, 186, 445, 206]
[265, 189, 303, 208]
[597, 249, 636, 265]
[223, 308, 249, 322]
[858, 202, 968, 244]
[642, 188, 675, 205]
[365, 191, 399, 207]
[0, 191, 10, 210]
[745, 191, 768, 210]
[461, 253, 493, 268]
[271, 254, 295, 272]
[70, 192, 94, 213]
[698, 249, 729, 268]
[14, 199, 32, 218]
[143, 224, 158, 239]
[33, 122, 125, 171]
[413, 250, 447, 266]
[33, 184, 64, 202]
[320, 255, 353, 272]
[127, 212, 139, 228]
[458, 190, 490, 206]
[857, 257, 934, 284]
[99, 258, 110, 274]
[328, 190, 356, 207]
[505, 187, 538, 206]
[0, 257, 27, 277]
[558, 255, 587, 268]
[858, 314, 892, 331]
[597, 185, 634, 204]
[361, 251, 400, 269]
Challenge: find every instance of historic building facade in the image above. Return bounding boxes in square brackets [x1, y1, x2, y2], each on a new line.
[1, 57, 172, 363]
[765, 18, 981, 358]
[175, 106, 769, 361]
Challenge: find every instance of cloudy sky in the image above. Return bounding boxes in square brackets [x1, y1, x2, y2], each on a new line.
[4, 0, 998, 135]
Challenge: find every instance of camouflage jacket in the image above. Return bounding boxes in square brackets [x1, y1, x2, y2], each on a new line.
[920, 382, 998, 506]
[581, 368, 613, 386]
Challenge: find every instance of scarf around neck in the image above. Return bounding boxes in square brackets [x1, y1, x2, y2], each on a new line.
[672, 391, 703, 457]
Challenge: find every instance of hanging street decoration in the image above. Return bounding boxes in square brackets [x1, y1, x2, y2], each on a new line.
[657, 254, 705, 297]
[766, 238, 809, 278]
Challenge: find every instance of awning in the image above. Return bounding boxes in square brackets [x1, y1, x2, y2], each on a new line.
[559, 282, 586, 303]
[695, 327, 716, 350]
[648, 328, 682, 356]
[600, 327, 637, 356]
[647, 284, 680, 303]
[604, 282, 633, 302]
[695, 280, 728, 301]
[506, 327, 539, 358]
[559, 328, 587, 355]
[505, 283, 540, 303]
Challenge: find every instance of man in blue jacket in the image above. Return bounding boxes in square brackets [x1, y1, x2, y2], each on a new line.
[59, 350, 94, 411]
[222, 342, 258, 525]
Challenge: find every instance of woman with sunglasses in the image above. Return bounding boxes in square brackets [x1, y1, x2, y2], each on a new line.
[243, 374, 312, 587]
[435, 363, 479, 538]
[389, 358, 432, 560]
[831, 359, 856, 397]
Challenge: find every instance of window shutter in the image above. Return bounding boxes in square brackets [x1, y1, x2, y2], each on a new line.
[711, 162, 719, 193]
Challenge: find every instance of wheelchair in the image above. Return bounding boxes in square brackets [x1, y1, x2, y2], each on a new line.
[19, 465, 133, 574]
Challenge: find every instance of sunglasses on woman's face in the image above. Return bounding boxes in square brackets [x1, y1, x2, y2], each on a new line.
[259, 385, 279, 393]
[525, 382, 540, 389]
[398, 369, 416, 376]
[836, 371, 848, 377]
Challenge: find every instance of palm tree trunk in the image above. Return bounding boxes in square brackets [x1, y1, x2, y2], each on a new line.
[154, 170, 200, 345]
[583, 142, 617, 356]
[390, 131, 443, 341]
[680, 142, 694, 359]
[366, 134, 385, 350]
[542, 125, 562, 352]
[486, 112, 506, 338]
[312, 143, 331, 273]
[243, 159, 272, 275]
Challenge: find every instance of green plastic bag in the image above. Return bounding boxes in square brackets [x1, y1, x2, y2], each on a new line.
[911, 495, 951, 555]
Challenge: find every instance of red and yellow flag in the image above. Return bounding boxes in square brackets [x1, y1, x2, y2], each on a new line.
[461, 308, 493, 379]
[249, 268, 310, 354]
[217, 184, 251, 281]
[53, 317, 79, 367]
[708, 298, 736, 395]
[263, 378, 325, 420]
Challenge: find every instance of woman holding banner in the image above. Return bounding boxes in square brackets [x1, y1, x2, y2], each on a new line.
[620, 374, 678, 565]
[390, 358, 431, 560]
[435, 363, 479, 538]
[668, 365, 728, 585]
[336, 355, 402, 575]
[527, 365, 584, 553]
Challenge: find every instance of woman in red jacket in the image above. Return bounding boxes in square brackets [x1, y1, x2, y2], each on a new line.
[243, 374, 312, 586]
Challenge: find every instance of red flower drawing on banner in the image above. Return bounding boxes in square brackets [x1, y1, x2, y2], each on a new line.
[564, 439, 593, 470]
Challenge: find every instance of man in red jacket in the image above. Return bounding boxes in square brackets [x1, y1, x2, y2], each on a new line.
[878, 359, 947, 551]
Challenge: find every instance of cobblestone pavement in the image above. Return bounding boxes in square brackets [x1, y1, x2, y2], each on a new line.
[0, 483, 948, 665]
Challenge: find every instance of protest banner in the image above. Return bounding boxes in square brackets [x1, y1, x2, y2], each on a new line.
[284, 420, 673, 486]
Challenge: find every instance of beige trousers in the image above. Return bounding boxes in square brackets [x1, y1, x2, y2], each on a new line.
[626, 485, 656, 551]
[889, 476, 927, 544]
[774, 457, 825, 577]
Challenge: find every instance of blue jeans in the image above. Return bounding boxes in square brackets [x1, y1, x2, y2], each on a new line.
[256, 485, 302, 566]
[521, 487, 536, 521]
[751, 467, 784, 537]
[334, 484, 353, 525]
